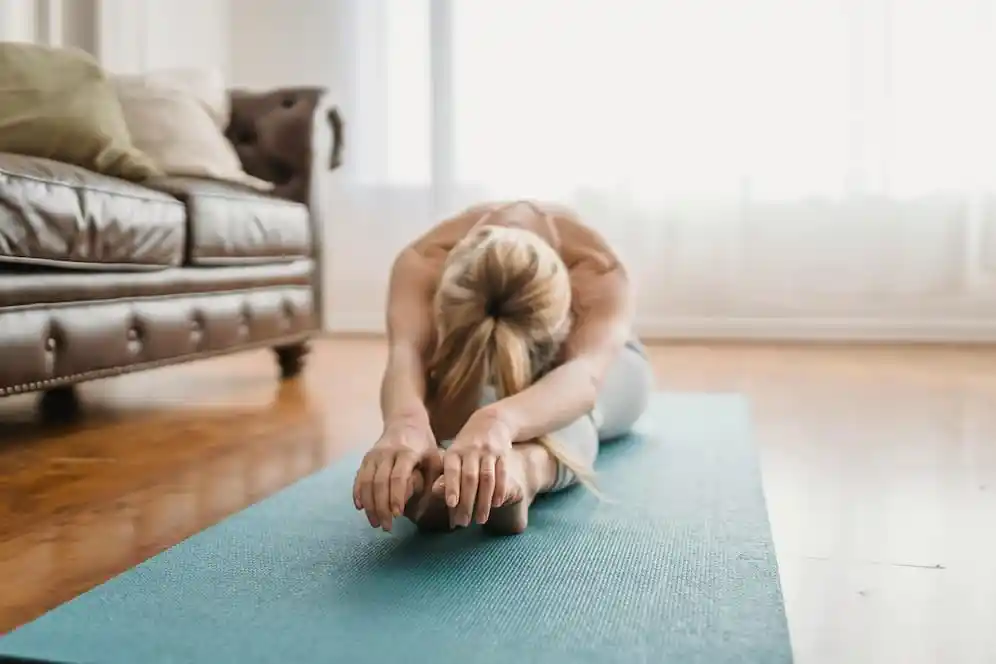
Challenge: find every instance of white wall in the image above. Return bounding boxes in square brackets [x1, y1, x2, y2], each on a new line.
[229, 0, 343, 90]
[0, 0, 37, 42]
[0, 0, 75, 46]
[0, 0, 331, 89]
[95, 0, 230, 76]
[0, 0, 230, 75]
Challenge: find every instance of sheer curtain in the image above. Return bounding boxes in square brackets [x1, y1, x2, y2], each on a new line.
[324, 0, 996, 339]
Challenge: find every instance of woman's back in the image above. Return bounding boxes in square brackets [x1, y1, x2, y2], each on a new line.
[407, 199, 626, 291]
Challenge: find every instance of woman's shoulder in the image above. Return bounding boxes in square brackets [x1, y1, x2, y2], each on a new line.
[404, 206, 486, 260]
[541, 205, 624, 276]
[468, 199, 618, 265]
[406, 200, 548, 258]
[401, 198, 623, 273]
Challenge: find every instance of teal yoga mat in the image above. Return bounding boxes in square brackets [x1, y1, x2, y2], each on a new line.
[0, 393, 793, 664]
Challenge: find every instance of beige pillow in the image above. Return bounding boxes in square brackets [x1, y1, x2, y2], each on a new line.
[0, 42, 161, 181]
[124, 67, 230, 129]
[111, 72, 273, 191]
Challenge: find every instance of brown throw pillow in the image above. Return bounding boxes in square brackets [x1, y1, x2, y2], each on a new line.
[0, 42, 162, 181]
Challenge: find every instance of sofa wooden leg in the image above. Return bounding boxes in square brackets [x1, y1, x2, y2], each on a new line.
[38, 385, 81, 424]
[274, 342, 310, 380]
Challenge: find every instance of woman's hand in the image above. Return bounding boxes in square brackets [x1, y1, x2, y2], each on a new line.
[433, 408, 514, 527]
[353, 420, 439, 532]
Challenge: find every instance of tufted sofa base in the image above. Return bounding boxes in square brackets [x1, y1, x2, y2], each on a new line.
[0, 283, 316, 397]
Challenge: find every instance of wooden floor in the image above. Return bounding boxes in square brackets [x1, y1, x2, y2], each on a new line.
[1, 338, 994, 663]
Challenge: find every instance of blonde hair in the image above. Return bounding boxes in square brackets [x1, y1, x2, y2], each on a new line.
[427, 224, 597, 488]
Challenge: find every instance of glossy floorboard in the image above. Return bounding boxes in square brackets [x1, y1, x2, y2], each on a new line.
[1, 339, 994, 663]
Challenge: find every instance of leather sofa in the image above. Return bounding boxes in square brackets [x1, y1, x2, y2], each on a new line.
[0, 86, 343, 407]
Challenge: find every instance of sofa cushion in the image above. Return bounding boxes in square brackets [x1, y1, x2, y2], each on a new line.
[0, 153, 186, 270]
[146, 177, 313, 266]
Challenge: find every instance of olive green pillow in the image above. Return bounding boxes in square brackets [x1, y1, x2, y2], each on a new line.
[0, 42, 162, 181]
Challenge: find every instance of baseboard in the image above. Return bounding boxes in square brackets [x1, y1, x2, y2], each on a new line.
[324, 313, 385, 335]
[325, 312, 996, 343]
[638, 316, 996, 343]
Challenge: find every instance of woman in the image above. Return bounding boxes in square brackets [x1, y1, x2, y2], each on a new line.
[351, 200, 653, 535]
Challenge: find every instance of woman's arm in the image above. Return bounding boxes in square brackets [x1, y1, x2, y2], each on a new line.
[379, 247, 438, 437]
[481, 262, 634, 442]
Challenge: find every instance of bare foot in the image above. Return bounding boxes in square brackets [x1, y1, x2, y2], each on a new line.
[428, 444, 559, 535]
[482, 445, 554, 536]
[403, 451, 453, 533]
[482, 494, 531, 535]
[408, 490, 452, 533]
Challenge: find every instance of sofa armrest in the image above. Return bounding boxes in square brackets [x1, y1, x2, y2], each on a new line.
[225, 86, 344, 330]
[225, 86, 343, 204]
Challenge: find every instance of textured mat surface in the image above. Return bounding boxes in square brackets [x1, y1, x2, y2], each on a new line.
[0, 393, 792, 664]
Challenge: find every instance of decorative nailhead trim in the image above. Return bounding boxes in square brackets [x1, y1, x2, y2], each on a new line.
[0, 331, 312, 397]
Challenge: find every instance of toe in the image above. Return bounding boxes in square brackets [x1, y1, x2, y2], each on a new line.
[482, 501, 529, 536]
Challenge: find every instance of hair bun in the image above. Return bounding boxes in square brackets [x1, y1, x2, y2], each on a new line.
[484, 296, 505, 319]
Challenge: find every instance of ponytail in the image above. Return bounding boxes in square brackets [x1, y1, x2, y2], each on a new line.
[488, 321, 531, 398]
[428, 316, 495, 407]
[488, 320, 598, 491]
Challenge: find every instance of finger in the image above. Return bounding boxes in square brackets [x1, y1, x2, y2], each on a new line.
[431, 475, 446, 495]
[373, 459, 395, 531]
[359, 461, 379, 528]
[443, 452, 462, 508]
[406, 473, 420, 505]
[475, 456, 497, 524]
[353, 453, 377, 510]
[410, 475, 430, 521]
[456, 452, 480, 527]
[420, 451, 443, 508]
[423, 448, 444, 484]
[492, 456, 508, 507]
[389, 453, 417, 517]
[352, 465, 363, 510]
